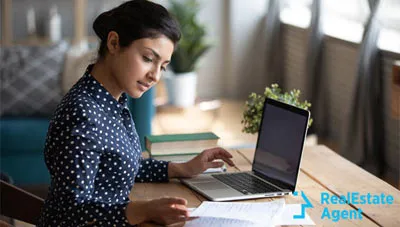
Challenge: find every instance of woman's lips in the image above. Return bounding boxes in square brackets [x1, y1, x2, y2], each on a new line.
[137, 81, 150, 91]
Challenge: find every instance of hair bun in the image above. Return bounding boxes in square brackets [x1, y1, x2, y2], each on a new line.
[92, 0, 181, 59]
[93, 11, 116, 41]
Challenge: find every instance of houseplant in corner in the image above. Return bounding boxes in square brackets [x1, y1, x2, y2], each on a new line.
[165, 0, 211, 107]
[242, 84, 313, 134]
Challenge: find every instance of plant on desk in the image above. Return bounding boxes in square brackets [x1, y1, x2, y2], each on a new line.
[165, 0, 212, 107]
[241, 84, 313, 134]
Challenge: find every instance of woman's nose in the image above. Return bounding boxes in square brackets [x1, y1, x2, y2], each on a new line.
[148, 67, 161, 83]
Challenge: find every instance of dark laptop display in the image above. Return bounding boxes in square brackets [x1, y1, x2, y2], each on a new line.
[180, 97, 310, 201]
[253, 98, 309, 191]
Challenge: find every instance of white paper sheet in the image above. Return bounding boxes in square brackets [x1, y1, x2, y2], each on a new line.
[189, 199, 285, 226]
[185, 217, 264, 227]
[186, 202, 314, 227]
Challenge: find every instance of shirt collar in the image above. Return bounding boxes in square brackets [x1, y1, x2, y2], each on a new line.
[83, 64, 128, 115]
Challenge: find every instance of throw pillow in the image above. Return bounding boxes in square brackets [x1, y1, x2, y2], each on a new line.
[0, 41, 69, 117]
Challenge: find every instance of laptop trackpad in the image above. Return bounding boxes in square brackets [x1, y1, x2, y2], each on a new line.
[192, 180, 244, 199]
[193, 181, 231, 190]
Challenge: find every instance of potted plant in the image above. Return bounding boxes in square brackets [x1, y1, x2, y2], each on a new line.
[165, 0, 211, 107]
[242, 84, 313, 134]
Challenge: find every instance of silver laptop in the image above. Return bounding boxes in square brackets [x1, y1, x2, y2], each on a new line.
[181, 98, 310, 201]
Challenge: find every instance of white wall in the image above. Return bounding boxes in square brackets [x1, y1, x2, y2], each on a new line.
[195, 0, 226, 99]
[156, 0, 269, 99]
[225, 0, 269, 99]
[198, 0, 269, 99]
[154, 0, 225, 99]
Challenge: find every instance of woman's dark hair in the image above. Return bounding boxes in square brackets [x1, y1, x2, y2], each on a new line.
[93, 0, 181, 58]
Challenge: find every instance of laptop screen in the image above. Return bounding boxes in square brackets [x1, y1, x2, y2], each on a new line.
[252, 98, 309, 191]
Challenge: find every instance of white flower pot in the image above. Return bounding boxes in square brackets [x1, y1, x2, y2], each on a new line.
[164, 71, 197, 107]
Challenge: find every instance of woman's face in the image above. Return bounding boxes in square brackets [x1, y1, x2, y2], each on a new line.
[110, 35, 174, 98]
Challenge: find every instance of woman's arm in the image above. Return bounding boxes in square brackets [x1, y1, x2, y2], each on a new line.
[135, 158, 170, 182]
[168, 162, 188, 178]
[46, 119, 132, 226]
[168, 147, 235, 178]
[135, 148, 234, 180]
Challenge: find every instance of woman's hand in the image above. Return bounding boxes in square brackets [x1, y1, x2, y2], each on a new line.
[125, 197, 189, 225]
[168, 147, 235, 178]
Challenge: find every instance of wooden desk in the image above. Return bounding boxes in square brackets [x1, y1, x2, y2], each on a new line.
[131, 146, 400, 226]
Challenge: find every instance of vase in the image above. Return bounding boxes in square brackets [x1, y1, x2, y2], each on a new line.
[164, 71, 197, 107]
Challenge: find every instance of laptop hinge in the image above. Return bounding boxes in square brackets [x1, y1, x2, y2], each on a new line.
[252, 170, 293, 191]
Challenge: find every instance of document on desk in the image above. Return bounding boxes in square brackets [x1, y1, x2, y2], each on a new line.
[188, 199, 285, 227]
[185, 217, 264, 227]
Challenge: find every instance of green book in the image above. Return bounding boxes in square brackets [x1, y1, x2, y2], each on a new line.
[146, 132, 219, 143]
[145, 132, 220, 156]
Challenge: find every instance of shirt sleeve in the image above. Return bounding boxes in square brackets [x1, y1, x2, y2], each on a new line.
[49, 120, 133, 226]
[135, 158, 169, 183]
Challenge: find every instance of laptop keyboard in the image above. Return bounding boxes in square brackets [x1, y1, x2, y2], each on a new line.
[212, 172, 280, 195]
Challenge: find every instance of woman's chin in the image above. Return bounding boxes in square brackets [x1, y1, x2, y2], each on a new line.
[127, 90, 144, 99]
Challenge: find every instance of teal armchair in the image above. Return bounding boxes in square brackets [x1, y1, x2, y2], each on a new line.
[127, 87, 155, 151]
[0, 90, 155, 186]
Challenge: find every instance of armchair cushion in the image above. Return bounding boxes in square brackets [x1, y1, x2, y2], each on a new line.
[0, 118, 49, 156]
[0, 118, 50, 185]
[0, 41, 68, 117]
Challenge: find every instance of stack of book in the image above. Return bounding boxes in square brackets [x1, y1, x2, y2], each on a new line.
[145, 132, 220, 163]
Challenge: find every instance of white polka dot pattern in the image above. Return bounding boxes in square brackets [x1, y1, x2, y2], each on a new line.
[38, 65, 169, 226]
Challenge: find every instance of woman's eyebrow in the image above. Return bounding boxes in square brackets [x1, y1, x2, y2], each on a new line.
[144, 47, 170, 63]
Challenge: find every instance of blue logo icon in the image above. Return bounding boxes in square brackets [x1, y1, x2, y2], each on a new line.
[293, 191, 314, 219]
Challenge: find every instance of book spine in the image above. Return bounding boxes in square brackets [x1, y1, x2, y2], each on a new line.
[150, 147, 211, 156]
[152, 139, 219, 150]
[146, 132, 219, 143]
[152, 154, 197, 162]
[145, 137, 151, 152]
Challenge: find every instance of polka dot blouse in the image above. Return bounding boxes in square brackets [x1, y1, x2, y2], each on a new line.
[38, 65, 169, 226]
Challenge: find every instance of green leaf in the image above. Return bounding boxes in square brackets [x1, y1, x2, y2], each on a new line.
[242, 84, 313, 134]
[169, 0, 211, 74]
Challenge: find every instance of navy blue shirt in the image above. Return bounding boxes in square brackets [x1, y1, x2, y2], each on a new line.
[39, 65, 169, 226]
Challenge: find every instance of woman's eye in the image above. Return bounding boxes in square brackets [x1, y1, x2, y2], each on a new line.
[161, 66, 166, 72]
[143, 56, 152, 62]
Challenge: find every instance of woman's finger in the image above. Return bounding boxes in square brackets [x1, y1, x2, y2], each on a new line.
[210, 150, 235, 166]
[167, 200, 189, 217]
[212, 154, 235, 166]
[173, 204, 189, 216]
[218, 148, 233, 158]
[186, 216, 199, 221]
[206, 161, 224, 169]
[163, 197, 188, 206]
[169, 206, 190, 217]
[206, 147, 233, 158]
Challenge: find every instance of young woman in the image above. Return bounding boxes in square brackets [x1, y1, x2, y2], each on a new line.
[38, 0, 234, 226]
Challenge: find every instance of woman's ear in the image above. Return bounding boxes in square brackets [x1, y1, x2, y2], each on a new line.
[106, 31, 120, 55]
